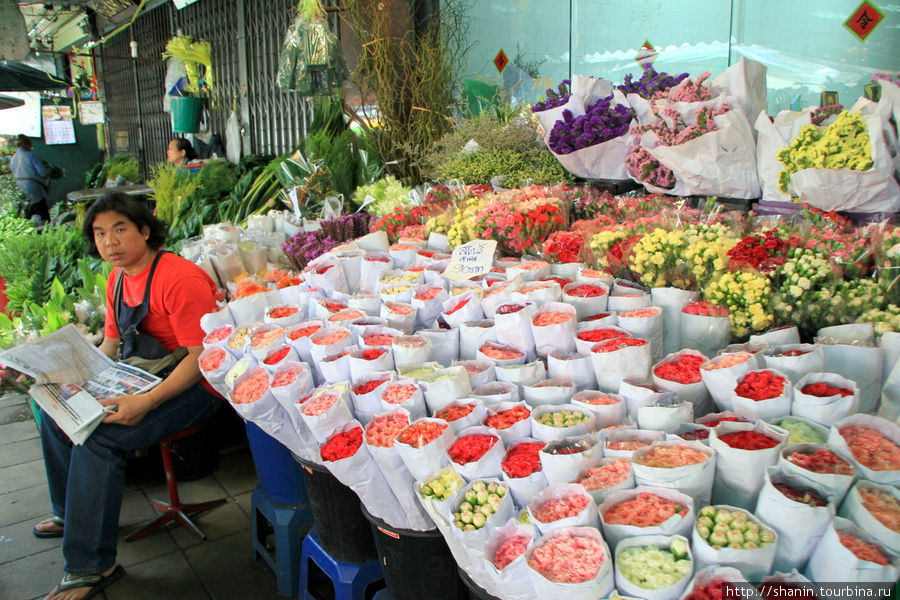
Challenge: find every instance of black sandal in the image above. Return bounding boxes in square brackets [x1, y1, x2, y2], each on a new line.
[32, 516, 64, 538]
[52, 564, 125, 600]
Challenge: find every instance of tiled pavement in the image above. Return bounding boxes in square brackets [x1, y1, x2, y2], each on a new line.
[0, 392, 288, 600]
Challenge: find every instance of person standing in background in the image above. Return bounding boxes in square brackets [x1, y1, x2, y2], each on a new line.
[165, 137, 198, 169]
[9, 134, 50, 223]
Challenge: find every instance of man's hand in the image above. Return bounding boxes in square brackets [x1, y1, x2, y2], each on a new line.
[99, 393, 154, 426]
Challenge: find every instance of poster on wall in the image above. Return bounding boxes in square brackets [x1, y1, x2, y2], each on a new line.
[0, 92, 41, 137]
[42, 105, 76, 145]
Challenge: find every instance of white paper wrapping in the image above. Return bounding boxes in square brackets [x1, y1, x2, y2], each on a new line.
[591, 340, 653, 393]
[679, 312, 730, 358]
[791, 372, 860, 427]
[200, 308, 235, 335]
[441, 291, 485, 329]
[435, 399, 487, 435]
[805, 517, 899, 583]
[475, 341, 527, 367]
[755, 466, 836, 573]
[651, 287, 700, 356]
[603, 429, 667, 460]
[619, 306, 665, 361]
[839, 480, 900, 555]
[493, 302, 538, 361]
[347, 293, 382, 317]
[320, 420, 410, 529]
[614, 534, 694, 600]
[501, 437, 550, 508]
[731, 368, 793, 422]
[777, 443, 855, 505]
[482, 519, 538, 600]
[349, 371, 395, 417]
[264, 303, 305, 328]
[285, 319, 324, 366]
[304, 256, 349, 295]
[524, 526, 615, 600]
[452, 360, 496, 389]
[678, 566, 751, 600]
[652, 349, 711, 411]
[561, 282, 610, 320]
[637, 400, 695, 433]
[710, 420, 788, 510]
[379, 302, 417, 334]
[458, 320, 497, 361]
[529, 404, 596, 442]
[572, 456, 635, 503]
[527, 482, 598, 535]
[828, 413, 900, 485]
[199, 345, 236, 398]
[446, 477, 516, 583]
[410, 281, 449, 329]
[598, 486, 695, 549]
[750, 326, 801, 347]
[571, 391, 627, 428]
[473, 382, 520, 409]
[607, 293, 652, 313]
[574, 324, 631, 356]
[316, 345, 354, 385]
[530, 302, 577, 357]
[360, 253, 394, 294]
[299, 384, 354, 443]
[419, 366, 472, 414]
[691, 504, 777, 580]
[379, 378, 427, 421]
[821, 343, 884, 415]
[522, 380, 576, 408]
[540, 435, 604, 485]
[496, 361, 547, 397]
[417, 327, 459, 367]
[700, 353, 755, 412]
[447, 426, 505, 481]
[632, 440, 716, 505]
[547, 350, 596, 391]
[619, 379, 673, 420]
[348, 346, 395, 383]
[761, 344, 825, 384]
[395, 417, 455, 481]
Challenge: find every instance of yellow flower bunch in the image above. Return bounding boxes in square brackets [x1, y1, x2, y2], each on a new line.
[682, 225, 739, 288]
[589, 229, 630, 271]
[446, 194, 493, 248]
[859, 305, 900, 339]
[425, 212, 451, 235]
[777, 111, 874, 194]
[704, 269, 773, 337]
[630, 228, 690, 288]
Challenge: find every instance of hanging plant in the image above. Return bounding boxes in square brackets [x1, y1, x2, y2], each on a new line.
[162, 34, 215, 97]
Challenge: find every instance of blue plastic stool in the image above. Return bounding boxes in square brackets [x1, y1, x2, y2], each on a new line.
[299, 526, 384, 600]
[250, 486, 313, 596]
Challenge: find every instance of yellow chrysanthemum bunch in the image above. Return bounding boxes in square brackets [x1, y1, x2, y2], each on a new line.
[588, 229, 631, 272]
[446, 193, 493, 248]
[425, 212, 451, 236]
[777, 111, 874, 194]
[630, 228, 690, 288]
[704, 269, 773, 337]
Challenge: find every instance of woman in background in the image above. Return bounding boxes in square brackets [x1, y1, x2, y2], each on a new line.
[9, 134, 50, 223]
[165, 137, 198, 169]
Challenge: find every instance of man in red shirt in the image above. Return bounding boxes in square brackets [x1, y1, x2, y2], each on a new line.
[35, 192, 221, 600]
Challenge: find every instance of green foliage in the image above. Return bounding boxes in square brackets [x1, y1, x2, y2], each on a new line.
[0, 174, 29, 216]
[165, 159, 237, 246]
[0, 225, 87, 316]
[148, 162, 200, 225]
[0, 213, 35, 240]
[433, 147, 572, 187]
[351, 176, 412, 217]
[105, 155, 141, 183]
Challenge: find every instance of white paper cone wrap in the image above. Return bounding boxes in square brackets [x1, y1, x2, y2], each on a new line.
[731, 368, 793, 421]
[805, 517, 899, 583]
[507, 261, 551, 283]
[511, 281, 562, 309]
[335, 250, 364, 294]
[571, 391, 627, 428]
[750, 326, 801, 346]
[417, 328, 459, 366]
[575, 325, 631, 356]
[378, 285, 415, 306]
[690, 504, 777, 580]
[348, 347, 395, 383]
[411, 283, 449, 329]
[308, 326, 352, 372]
[395, 418, 455, 481]
[710, 420, 788, 510]
[522, 380, 576, 408]
[284, 320, 323, 365]
[223, 355, 257, 391]
[258, 344, 300, 374]
[501, 437, 550, 508]
[419, 366, 472, 414]
[299, 385, 354, 443]
[562, 283, 610, 320]
[350, 372, 395, 416]
[777, 443, 855, 505]
[441, 291, 485, 329]
[496, 361, 547, 397]
[379, 302, 416, 334]
[264, 303, 305, 328]
[446, 426, 505, 481]
[390, 335, 434, 370]
[679, 566, 751, 600]
[527, 483, 598, 535]
[821, 343, 884, 414]
[482, 519, 539, 600]
[475, 342, 527, 367]
[614, 534, 693, 600]
[304, 258, 349, 295]
[603, 429, 667, 460]
[360, 254, 393, 294]
[828, 414, 900, 484]
[573, 457, 635, 503]
[762, 344, 825, 384]
[247, 324, 285, 360]
[540, 436, 603, 484]
[269, 360, 314, 411]
[524, 526, 615, 600]
[530, 404, 596, 442]
[577, 311, 617, 327]
[608, 293, 651, 313]
[631, 441, 716, 505]
[651, 287, 700, 356]
[481, 283, 519, 319]
[531, 302, 577, 357]
[638, 402, 695, 433]
[700, 353, 755, 411]
[679, 313, 730, 357]
[436, 400, 487, 435]
[598, 486, 695, 549]
[456, 320, 495, 361]
[473, 382, 520, 409]
[652, 349, 710, 407]
[483, 401, 533, 446]
[493, 302, 538, 360]
[548, 351, 596, 391]
[316, 346, 353, 384]
[591, 340, 652, 392]
[755, 466, 836, 573]
[201, 308, 235, 335]
[321, 421, 409, 529]
[348, 294, 382, 317]
[199, 345, 236, 389]
[791, 372, 860, 426]
[277, 284, 311, 316]
[839, 480, 900, 555]
[356, 232, 389, 253]
[618, 306, 665, 361]
[379, 378, 427, 421]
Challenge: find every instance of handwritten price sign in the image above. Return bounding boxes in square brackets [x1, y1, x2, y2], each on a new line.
[442, 240, 497, 281]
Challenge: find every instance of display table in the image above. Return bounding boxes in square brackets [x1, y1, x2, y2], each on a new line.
[66, 184, 153, 204]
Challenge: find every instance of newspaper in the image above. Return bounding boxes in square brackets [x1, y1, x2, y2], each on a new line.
[0, 325, 162, 444]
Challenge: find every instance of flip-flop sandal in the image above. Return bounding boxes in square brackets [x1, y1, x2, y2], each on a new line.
[32, 516, 64, 539]
[53, 564, 125, 600]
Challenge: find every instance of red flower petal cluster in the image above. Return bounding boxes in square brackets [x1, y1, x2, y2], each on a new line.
[445, 298, 469, 315]
[501, 442, 544, 478]
[321, 427, 363, 461]
[397, 420, 448, 448]
[682, 301, 729, 317]
[838, 533, 890, 565]
[541, 230, 586, 264]
[735, 370, 787, 401]
[592, 338, 647, 353]
[577, 328, 628, 343]
[801, 382, 853, 397]
[435, 403, 476, 422]
[654, 353, 705, 384]
[360, 348, 386, 361]
[684, 581, 737, 600]
[448, 434, 498, 464]
[484, 406, 531, 429]
[263, 346, 291, 365]
[727, 228, 787, 272]
[566, 284, 607, 298]
[788, 448, 854, 475]
[718, 431, 779, 450]
[354, 378, 390, 395]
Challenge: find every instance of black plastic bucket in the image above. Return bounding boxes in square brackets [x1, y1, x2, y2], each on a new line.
[294, 455, 378, 564]
[361, 505, 469, 600]
[458, 567, 502, 600]
[245, 421, 307, 504]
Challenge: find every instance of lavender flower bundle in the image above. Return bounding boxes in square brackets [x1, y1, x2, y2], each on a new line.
[617, 67, 689, 99]
[319, 212, 374, 241]
[532, 79, 572, 112]
[282, 213, 373, 269]
[547, 94, 635, 154]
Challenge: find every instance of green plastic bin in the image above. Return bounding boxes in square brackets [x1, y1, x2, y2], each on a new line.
[171, 96, 203, 133]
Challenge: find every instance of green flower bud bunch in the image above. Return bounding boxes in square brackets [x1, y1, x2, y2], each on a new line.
[858, 305, 900, 339]
[771, 247, 833, 329]
[695, 506, 774, 551]
[777, 111, 874, 195]
[452, 480, 508, 531]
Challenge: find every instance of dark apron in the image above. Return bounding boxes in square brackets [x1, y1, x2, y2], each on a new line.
[115, 250, 173, 362]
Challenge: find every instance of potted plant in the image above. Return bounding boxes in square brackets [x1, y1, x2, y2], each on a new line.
[162, 34, 214, 133]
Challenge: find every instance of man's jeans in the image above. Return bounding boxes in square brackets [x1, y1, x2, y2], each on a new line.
[39, 384, 220, 574]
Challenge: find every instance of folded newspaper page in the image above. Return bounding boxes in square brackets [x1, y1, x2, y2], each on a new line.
[0, 325, 161, 444]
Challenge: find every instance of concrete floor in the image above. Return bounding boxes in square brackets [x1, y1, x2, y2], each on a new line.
[0, 392, 288, 600]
